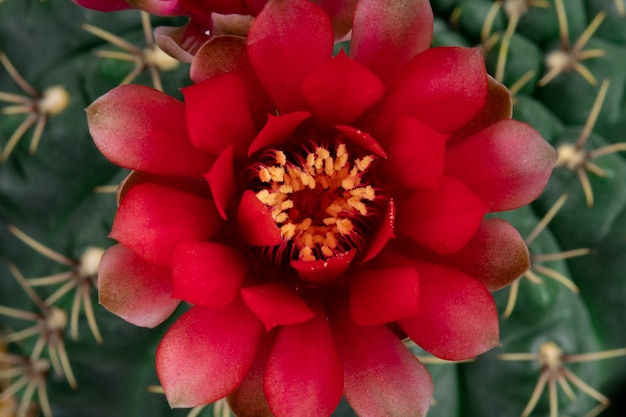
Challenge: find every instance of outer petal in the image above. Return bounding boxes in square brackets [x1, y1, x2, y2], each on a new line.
[450, 75, 512, 142]
[402, 219, 530, 291]
[110, 183, 223, 265]
[156, 301, 264, 408]
[241, 281, 316, 331]
[351, 0, 433, 83]
[316, 0, 359, 38]
[98, 244, 180, 328]
[349, 267, 420, 325]
[445, 119, 557, 212]
[331, 304, 433, 417]
[395, 176, 489, 254]
[127, 0, 183, 14]
[182, 73, 256, 158]
[227, 333, 275, 417]
[237, 190, 283, 246]
[264, 311, 343, 417]
[155, 23, 207, 63]
[302, 51, 385, 127]
[87, 85, 212, 177]
[382, 116, 448, 190]
[247, 0, 334, 112]
[190, 35, 273, 126]
[399, 261, 499, 360]
[72, 0, 131, 11]
[171, 241, 248, 308]
[376, 47, 488, 136]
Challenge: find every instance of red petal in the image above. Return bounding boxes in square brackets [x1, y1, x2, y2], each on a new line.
[362, 198, 395, 262]
[349, 266, 419, 325]
[171, 241, 248, 308]
[182, 73, 256, 159]
[450, 75, 512, 142]
[302, 51, 385, 126]
[156, 301, 264, 408]
[190, 35, 273, 126]
[383, 116, 448, 190]
[72, 0, 131, 11]
[333, 125, 387, 158]
[204, 145, 236, 219]
[247, 0, 334, 112]
[87, 84, 212, 177]
[227, 333, 275, 417]
[110, 183, 223, 265]
[395, 176, 489, 254]
[330, 304, 433, 417]
[377, 47, 488, 136]
[351, 0, 433, 83]
[98, 244, 179, 328]
[400, 218, 529, 292]
[241, 281, 316, 331]
[318, 0, 359, 38]
[290, 249, 355, 284]
[126, 0, 182, 14]
[445, 119, 557, 212]
[237, 190, 283, 246]
[248, 111, 312, 157]
[399, 261, 499, 360]
[264, 312, 343, 417]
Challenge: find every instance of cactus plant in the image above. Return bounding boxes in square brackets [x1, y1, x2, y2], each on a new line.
[1, 0, 626, 417]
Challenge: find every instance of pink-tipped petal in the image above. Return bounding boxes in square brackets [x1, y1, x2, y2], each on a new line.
[248, 111, 312, 157]
[351, 0, 433, 83]
[72, 0, 131, 11]
[399, 261, 499, 360]
[291, 249, 356, 284]
[349, 267, 419, 325]
[395, 176, 489, 254]
[362, 198, 395, 262]
[237, 190, 284, 246]
[403, 218, 529, 292]
[241, 281, 316, 331]
[182, 73, 256, 158]
[155, 23, 207, 63]
[98, 244, 180, 328]
[247, 0, 334, 112]
[318, 0, 359, 38]
[227, 333, 275, 417]
[445, 119, 557, 212]
[190, 35, 273, 126]
[383, 116, 448, 190]
[377, 47, 488, 136]
[171, 241, 248, 308]
[156, 301, 264, 408]
[126, 0, 183, 14]
[331, 304, 433, 417]
[264, 312, 343, 417]
[205, 146, 237, 219]
[302, 51, 385, 126]
[87, 85, 212, 177]
[111, 183, 223, 266]
[450, 75, 512, 142]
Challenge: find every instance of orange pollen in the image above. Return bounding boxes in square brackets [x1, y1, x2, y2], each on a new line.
[255, 144, 376, 262]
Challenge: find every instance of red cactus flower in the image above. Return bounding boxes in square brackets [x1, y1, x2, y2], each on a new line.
[72, 0, 359, 62]
[87, 0, 557, 415]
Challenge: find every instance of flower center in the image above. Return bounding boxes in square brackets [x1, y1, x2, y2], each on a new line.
[248, 142, 382, 264]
